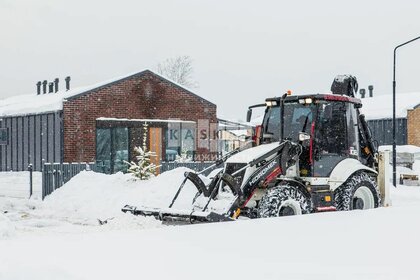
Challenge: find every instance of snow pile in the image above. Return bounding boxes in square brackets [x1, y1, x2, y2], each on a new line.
[38, 168, 200, 226]
[0, 213, 16, 239]
[0, 167, 230, 235]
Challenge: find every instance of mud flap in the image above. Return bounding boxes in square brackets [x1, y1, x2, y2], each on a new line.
[121, 205, 233, 223]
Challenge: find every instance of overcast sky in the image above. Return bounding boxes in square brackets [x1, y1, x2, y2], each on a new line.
[1, 0, 419, 120]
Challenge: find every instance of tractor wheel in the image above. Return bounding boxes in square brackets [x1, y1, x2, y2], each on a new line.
[257, 184, 312, 218]
[334, 172, 380, 211]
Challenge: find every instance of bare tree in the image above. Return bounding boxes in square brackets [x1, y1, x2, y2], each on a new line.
[157, 56, 198, 89]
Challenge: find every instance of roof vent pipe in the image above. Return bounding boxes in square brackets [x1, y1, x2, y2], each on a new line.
[368, 85, 374, 97]
[54, 78, 59, 93]
[359, 88, 366, 98]
[48, 82, 54, 93]
[36, 81, 42, 95]
[65, 76, 71, 91]
[42, 80, 48, 94]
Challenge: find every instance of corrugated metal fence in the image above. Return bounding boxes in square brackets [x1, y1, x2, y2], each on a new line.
[42, 162, 103, 199]
[41, 161, 217, 199]
[0, 111, 63, 172]
[367, 118, 407, 146]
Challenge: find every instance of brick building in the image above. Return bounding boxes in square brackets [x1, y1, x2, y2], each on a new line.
[408, 104, 420, 146]
[0, 70, 217, 173]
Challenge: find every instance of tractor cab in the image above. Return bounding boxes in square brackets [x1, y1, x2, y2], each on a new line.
[253, 94, 363, 178]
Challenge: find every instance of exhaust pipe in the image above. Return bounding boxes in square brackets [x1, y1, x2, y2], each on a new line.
[42, 80, 48, 94]
[65, 76, 71, 91]
[359, 88, 366, 98]
[368, 85, 374, 97]
[36, 81, 41, 95]
[48, 82, 54, 93]
[54, 78, 59, 93]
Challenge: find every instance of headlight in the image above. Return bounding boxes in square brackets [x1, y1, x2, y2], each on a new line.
[298, 98, 313, 105]
[265, 101, 278, 107]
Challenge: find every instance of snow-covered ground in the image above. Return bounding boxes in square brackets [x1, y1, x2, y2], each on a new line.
[0, 167, 420, 279]
[0, 171, 42, 198]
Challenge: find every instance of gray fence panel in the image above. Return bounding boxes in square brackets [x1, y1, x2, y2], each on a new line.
[0, 112, 63, 172]
[41, 115, 48, 168]
[5, 119, 9, 170]
[23, 117, 29, 170]
[0, 119, 5, 171]
[29, 115, 35, 171]
[42, 162, 100, 199]
[11, 118, 17, 170]
[54, 113, 62, 163]
[367, 118, 407, 146]
[17, 117, 22, 170]
[42, 163, 53, 199]
[47, 114, 53, 163]
[34, 115, 42, 171]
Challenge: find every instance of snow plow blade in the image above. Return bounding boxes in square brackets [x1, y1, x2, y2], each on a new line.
[121, 205, 233, 223]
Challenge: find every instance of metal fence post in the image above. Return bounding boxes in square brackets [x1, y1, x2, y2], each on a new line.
[28, 164, 33, 198]
[42, 164, 46, 200]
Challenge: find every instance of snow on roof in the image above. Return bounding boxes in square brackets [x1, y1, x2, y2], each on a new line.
[0, 69, 211, 117]
[360, 92, 420, 120]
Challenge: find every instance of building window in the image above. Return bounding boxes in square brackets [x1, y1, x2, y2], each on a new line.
[96, 127, 129, 173]
[0, 128, 8, 145]
[165, 123, 195, 161]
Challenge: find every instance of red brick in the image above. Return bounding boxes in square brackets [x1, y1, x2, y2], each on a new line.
[63, 72, 217, 162]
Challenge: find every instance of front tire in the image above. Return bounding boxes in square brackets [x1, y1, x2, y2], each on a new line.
[257, 184, 312, 218]
[334, 172, 380, 211]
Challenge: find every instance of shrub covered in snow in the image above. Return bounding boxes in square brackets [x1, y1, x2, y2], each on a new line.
[125, 123, 157, 180]
[126, 146, 157, 180]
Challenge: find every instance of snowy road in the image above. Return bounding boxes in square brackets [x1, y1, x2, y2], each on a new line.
[1, 202, 420, 280]
[0, 169, 420, 279]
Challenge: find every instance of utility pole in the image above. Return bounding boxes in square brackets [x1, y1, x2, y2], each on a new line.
[392, 36, 420, 187]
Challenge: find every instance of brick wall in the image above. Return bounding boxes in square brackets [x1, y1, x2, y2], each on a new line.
[63, 71, 217, 162]
[407, 106, 420, 146]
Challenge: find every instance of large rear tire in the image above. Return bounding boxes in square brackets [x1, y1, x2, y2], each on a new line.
[257, 184, 312, 218]
[334, 172, 380, 211]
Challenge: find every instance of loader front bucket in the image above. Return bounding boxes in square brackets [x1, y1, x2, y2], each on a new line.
[121, 205, 233, 223]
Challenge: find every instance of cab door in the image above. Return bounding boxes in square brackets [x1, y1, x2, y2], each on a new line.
[313, 102, 358, 177]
